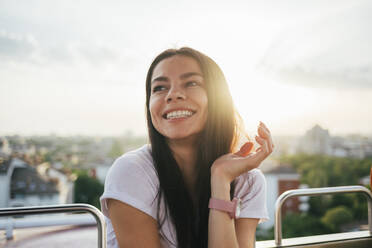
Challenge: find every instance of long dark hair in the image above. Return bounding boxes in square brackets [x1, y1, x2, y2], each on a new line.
[145, 47, 242, 248]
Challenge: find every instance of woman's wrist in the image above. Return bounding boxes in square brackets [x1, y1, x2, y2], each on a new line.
[210, 172, 231, 200]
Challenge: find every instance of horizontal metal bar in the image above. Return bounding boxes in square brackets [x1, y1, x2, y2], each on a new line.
[0, 203, 106, 248]
[274, 185, 372, 246]
[0, 214, 96, 229]
[257, 230, 371, 248]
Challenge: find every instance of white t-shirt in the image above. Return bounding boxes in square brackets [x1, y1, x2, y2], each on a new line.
[100, 144, 268, 248]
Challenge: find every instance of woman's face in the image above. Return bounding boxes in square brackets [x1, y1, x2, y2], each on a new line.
[149, 55, 208, 142]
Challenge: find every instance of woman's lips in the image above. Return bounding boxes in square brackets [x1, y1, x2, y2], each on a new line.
[166, 116, 192, 122]
[162, 109, 196, 119]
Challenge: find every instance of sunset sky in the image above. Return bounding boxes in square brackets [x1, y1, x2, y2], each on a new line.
[1, 0, 371, 137]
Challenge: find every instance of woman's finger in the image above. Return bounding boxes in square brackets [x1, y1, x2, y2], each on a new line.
[250, 134, 272, 164]
[260, 122, 275, 150]
[225, 123, 274, 176]
[255, 135, 269, 155]
[228, 139, 267, 175]
[235, 142, 254, 157]
[260, 121, 270, 134]
[258, 124, 274, 153]
[246, 146, 267, 165]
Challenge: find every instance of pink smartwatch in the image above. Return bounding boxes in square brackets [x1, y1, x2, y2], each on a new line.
[208, 197, 241, 219]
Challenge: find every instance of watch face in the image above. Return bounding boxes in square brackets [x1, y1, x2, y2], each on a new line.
[235, 198, 241, 218]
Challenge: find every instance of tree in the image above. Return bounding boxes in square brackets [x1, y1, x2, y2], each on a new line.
[278, 154, 372, 235]
[321, 206, 353, 232]
[281, 213, 329, 238]
[74, 172, 104, 208]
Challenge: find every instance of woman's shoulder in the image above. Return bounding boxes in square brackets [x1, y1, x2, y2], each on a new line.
[117, 143, 152, 160]
[107, 144, 157, 181]
[234, 168, 266, 196]
[234, 169, 269, 221]
[100, 144, 159, 220]
[236, 168, 265, 184]
[113, 144, 153, 168]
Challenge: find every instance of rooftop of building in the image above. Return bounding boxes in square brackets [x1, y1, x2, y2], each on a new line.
[10, 163, 58, 196]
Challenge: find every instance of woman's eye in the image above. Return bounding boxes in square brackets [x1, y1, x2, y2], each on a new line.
[186, 81, 198, 87]
[152, 85, 166, 93]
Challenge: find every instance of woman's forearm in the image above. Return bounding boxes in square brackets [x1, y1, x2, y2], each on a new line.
[208, 174, 239, 248]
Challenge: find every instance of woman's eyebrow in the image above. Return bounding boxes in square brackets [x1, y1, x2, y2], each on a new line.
[151, 72, 203, 84]
[180, 72, 203, 79]
[151, 76, 168, 84]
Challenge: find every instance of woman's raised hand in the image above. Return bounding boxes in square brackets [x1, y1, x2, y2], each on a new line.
[210, 122, 274, 184]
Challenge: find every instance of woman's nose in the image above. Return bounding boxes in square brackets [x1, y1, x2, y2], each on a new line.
[166, 86, 186, 103]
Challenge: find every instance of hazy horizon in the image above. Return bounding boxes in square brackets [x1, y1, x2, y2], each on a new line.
[1, 124, 371, 139]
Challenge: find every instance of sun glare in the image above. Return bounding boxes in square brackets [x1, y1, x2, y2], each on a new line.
[230, 73, 318, 134]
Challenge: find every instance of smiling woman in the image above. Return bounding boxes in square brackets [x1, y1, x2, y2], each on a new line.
[149, 55, 208, 141]
[100, 47, 273, 248]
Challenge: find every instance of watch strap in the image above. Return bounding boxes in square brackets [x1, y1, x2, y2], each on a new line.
[208, 197, 236, 219]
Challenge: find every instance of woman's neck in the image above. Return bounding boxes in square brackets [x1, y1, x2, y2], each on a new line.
[167, 137, 198, 196]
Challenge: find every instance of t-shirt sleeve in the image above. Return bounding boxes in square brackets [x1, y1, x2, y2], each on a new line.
[100, 152, 159, 220]
[234, 169, 269, 223]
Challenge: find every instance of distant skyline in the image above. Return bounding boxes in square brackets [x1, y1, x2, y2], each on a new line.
[1, 0, 371, 137]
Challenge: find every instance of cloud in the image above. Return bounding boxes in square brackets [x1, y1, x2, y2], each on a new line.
[74, 44, 120, 65]
[259, 1, 372, 89]
[0, 30, 121, 66]
[272, 66, 372, 90]
[0, 30, 38, 61]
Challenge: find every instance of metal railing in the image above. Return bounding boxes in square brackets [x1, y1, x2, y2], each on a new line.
[0, 203, 106, 248]
[274, 185, 372, 246]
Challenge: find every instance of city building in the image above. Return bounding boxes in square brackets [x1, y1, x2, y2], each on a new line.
[0, 157, 74, 208]
[297, 124, 332, 155]
[296, 125, 372, 159]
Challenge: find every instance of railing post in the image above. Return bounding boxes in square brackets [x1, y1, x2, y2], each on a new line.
[274, 185, 372, 247]
[0, 204, 106, 248]
[5, 217, 13, 240]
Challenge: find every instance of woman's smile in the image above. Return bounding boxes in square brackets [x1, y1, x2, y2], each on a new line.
[163, 109, 195, 120]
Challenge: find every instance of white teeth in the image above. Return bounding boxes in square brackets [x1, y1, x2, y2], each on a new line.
[166, 110, 193, 119]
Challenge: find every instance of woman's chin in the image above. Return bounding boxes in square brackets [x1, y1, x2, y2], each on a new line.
[165, 132, 200, 143]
